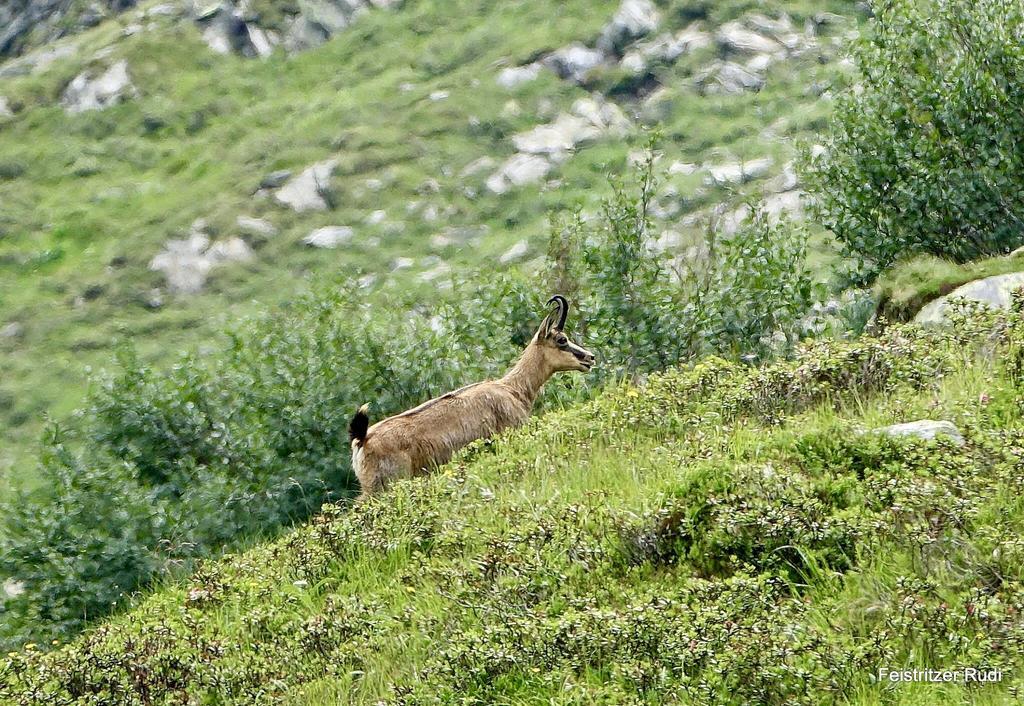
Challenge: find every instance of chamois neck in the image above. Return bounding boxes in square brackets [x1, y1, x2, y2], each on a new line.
[500, 343, 554, 408]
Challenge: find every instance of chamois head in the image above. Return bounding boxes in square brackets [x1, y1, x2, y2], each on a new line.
[532, 295, 595, 373]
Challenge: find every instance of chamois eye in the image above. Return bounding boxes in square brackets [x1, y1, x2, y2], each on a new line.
[556, 335, 568, 346]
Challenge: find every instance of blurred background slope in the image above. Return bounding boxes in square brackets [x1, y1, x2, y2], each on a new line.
[0, 0, 858, 486]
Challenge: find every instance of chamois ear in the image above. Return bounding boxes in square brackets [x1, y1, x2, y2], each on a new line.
[536, 311, 556, 339]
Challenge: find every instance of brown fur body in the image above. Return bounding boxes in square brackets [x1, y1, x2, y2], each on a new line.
[350, 297, 594, 498]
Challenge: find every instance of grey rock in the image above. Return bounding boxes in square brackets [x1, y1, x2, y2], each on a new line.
[0, 43, 76, 78]
[512, 96, 629, 156]
[303, 225, 353, 248]
[694, 60, 765, 94]
[744, 13, 802, 50]
[444, 224, 489, 244]
[496, 63, 541, 89]
[282, 0, 400, 53]
[513, 114, 598, 156]
[61, 60, 136, 113]
[571, 95, 630, 133]
[745, 53, 775, 73]
[704, 157, 773, 185]
[285, 15, 330, 52]
[184, 0, 397, 56]
[274, 159, 336, 212]
[460, 156, 497, 178]
[765, 162, 799, 192]
[2, 578, 25, 598]
[761, 189, 804, 220]
[499, 239, 529, 264]
[429, 234, 453, 249]
[419, 260, 451, 282]
[236, 215, 277, 237]
[144, 288, 164, 309]
[0, 96, 12, 119]
[873, 420, 965, 446]
[206, 237, 253, 263]
[298, 0, 362, 34]
[0, 0, 136, 61]
[421, 204, 439, 222]
[620, 24, 711, 73]
[364, 209, 387, 226]
[813, 12, 849, 28]
[716, 21, 783, 55]
[259, 169, 292, 189]
[146, 4, 179, 17]
[667, 160, 698, 176]
[150, 226, 252, 294]
[0, 322, 24, 340]
[745, 13, 794, 37]
[597, 0, 660, 54]
[650, 229, 682, 254]
[543, 43, 605, 83]
[194, 2, 276, 57]
[486, 154, 552, 194]
[914, 272, 1024, 324]
[715, 189, 803, 237]
[639, 86, 677, 123]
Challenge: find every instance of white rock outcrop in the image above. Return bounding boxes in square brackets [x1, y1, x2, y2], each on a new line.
[499, 239, 529, 264]
[872, 420, 965, 446]
[716, 21, 784, 55]
[621, 24, 711, 73]
[542, 43, 605, 83]
[303, 225, 354, 248]
[497, 63, 541, 89]
[486, 154, 552, 194]
[704, 157, 774, 185]
[598, 0, 660, 54]
[512, 96, 629, 156]
[236, 215, 277, 237]
[694, 61, 765, 94]
[61, 60, 136, 113]
[274, 159, 337, 212]
[149, 222, 252, 294]
[914, 272, 1024, 325]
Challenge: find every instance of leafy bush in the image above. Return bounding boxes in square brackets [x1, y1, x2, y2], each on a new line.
[0, 158, 826, 649]
[804, 0, 1024, 280]
[549, 156, 817, 376]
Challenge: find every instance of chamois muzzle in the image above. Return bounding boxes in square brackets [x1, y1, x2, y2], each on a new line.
[570, 342, 596, 371]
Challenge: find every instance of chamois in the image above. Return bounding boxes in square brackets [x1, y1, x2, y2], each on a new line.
[348, 295, 595, 498]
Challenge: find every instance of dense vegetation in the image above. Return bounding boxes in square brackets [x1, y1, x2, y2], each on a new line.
[3, 303, 1024, 703]
[805, 0, 1024, 280]
[0, 165, 850, 651]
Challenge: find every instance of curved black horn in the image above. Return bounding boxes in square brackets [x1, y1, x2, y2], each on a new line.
[546, 295, 569, 330]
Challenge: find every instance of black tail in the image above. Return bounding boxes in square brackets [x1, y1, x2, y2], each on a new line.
[348, 404, 370, 445]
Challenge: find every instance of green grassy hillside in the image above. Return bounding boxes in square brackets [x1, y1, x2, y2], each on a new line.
[0, 0, 860, 483]
[4, 306, 1024, 704]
